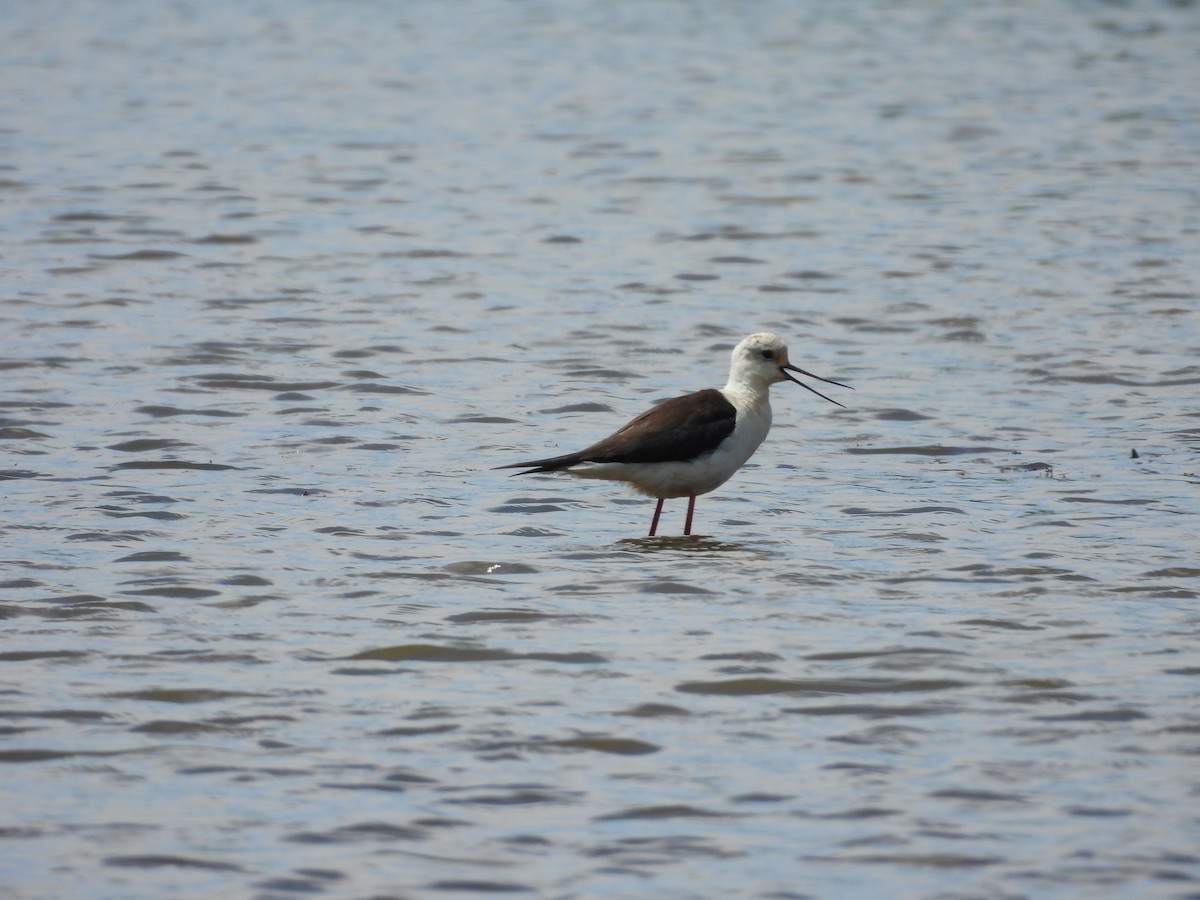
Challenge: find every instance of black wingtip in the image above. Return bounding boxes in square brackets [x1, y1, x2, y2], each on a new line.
[499, 465, 544, 477]
[494, 462, 540, 475]
[495, 455, 580, 476]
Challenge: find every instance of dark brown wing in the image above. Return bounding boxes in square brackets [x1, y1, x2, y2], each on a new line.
[498, 388, 736, 474]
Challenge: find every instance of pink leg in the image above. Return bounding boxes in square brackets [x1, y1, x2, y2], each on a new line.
[683, 494, 696, 536]
[648, 497, 664, 537]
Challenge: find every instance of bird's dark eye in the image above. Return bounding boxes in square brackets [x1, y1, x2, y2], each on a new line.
[760, 349, 775, 360]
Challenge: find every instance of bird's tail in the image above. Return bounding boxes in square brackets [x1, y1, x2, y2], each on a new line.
[494, 452, 585, 476]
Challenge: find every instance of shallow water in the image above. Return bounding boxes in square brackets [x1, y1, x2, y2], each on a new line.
[3, 1, 1199, 897]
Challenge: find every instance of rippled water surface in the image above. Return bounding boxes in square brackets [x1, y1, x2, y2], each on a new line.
[3, 1, 1199, 897]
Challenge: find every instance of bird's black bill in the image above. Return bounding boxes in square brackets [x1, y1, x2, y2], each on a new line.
[781, 364, 853, 408]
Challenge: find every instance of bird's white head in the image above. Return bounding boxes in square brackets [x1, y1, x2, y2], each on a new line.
[728, 332, 851, 407]
[730, 333, 794, 387]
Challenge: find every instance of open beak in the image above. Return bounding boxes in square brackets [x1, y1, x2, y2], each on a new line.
[781, 363, 853, 408]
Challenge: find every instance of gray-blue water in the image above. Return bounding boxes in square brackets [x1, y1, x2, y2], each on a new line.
[3, 1, 1199, 897]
